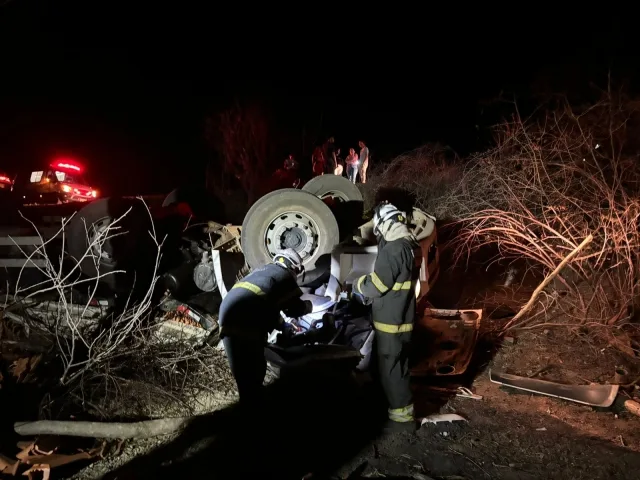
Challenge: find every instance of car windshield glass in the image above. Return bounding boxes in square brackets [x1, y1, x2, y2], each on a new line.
[55, 171, 87, 185]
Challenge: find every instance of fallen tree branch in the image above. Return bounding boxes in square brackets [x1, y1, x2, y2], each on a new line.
[502, 234, 594, 331]
[14, 417, 192, 439]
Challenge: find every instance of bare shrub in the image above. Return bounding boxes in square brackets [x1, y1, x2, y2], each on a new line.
[1, 200, 235, 419]
[372, 93, 640, 353]
[365, 144, 464, 219]
[453, 95, 640, 350]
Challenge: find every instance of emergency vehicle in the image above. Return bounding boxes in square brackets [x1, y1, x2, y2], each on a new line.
[18, 159, 98, 205]
[0, 171, 13, 191]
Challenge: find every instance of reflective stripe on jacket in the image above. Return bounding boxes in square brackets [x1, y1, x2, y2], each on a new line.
[219, 263, 303, 336]
[353, 237, 422, 333]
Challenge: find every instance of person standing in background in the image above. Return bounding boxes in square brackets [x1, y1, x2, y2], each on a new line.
[358, 140, 370, 184]
[312, 146, 325, 177]
[334, 148, 344, 176]
[323, 137, 337, 175]
[345, 148, 359, 183]
[284, 154, 298, 171]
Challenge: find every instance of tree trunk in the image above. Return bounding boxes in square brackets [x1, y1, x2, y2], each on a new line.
[14, 417, 191, 439]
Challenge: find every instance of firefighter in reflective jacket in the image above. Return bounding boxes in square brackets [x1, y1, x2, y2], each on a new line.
[218, 248, 311, 403]
[352, 202, 422, 426]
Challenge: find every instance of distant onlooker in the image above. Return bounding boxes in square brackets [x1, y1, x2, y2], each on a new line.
[358, 140, 369, 184]
[345, 148, 359, 183]
[312, 147, 325, 177]
[334, 148, 344, 175]
[284, 154, 298, 171]
[323, 137, 337, 174]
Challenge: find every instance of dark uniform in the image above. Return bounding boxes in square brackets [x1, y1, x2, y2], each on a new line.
[324, 142, 337, 174]
[219, 263, 309, 402]
[353, 235, 422, 420]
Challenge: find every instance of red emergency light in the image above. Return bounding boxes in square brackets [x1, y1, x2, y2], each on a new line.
[0, 175, 11, 184]
[51, 159, 83, 173]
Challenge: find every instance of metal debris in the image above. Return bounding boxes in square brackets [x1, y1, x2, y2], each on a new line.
[420, 414, 467, 425]
[489, 370, 619, 407]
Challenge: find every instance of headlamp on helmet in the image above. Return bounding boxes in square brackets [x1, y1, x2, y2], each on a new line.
[273, 248, 305, 276]
[372, 202, 408, 238]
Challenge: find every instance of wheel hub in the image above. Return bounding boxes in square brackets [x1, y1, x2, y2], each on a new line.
[282, 227, 305, 249]
[265, 212, 319, 261]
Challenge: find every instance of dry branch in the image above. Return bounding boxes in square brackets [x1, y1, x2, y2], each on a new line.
[374, 92, 640, 351]
[1, 198, 237, 420]
[14, 417, 191, 439]
[503, 234, 593, 331]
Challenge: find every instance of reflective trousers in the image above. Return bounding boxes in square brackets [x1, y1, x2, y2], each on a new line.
[375, 329, 413, 420]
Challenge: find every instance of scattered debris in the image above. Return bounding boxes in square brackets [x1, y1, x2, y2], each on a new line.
[10, 355, 41, 382]
[456, 387, 482, 400]
[20, 449, 100, 469]
[623, 399, 640, 417]
[2, 439, 105, 478]
[420, 414, 467, 426]
[489, 370, 619, 407]
[10, 357, 30, 379]
[527, 364, 558, 379]
[154, 296, 217, 345]
[614, 367, 630, 385]
[22, 463, 50, 480]
[618, 435, 626, 447]
[0, 454, 19, 475]
[412, 309, 482, 376]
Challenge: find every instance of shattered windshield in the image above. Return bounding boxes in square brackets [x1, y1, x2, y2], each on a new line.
[54, 171, 88, 185]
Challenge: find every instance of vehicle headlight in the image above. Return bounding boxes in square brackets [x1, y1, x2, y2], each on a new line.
[61, 185, 71, 193]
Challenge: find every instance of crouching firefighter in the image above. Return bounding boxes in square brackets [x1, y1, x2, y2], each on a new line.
[216, 248, 312, 404]
[352, 202, 422, 429]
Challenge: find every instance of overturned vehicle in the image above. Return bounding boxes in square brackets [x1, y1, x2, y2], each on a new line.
[181, 175, 446, 377]
[0, 175, 479, 379]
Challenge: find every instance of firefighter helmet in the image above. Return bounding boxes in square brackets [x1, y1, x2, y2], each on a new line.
[373, 202, 408, 238]
[273, 248, 304, 276]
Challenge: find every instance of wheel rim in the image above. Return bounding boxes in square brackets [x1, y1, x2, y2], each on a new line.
[318, 190, 349, 203]
[88, 217, 115, 264]
[264, 211, 320, 262]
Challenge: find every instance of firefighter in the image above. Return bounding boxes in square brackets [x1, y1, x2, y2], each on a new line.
[351, 202, 422, 429]
[217, 248, 312, 404]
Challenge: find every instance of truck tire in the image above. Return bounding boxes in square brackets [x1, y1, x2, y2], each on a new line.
[302, 174, 363, 203]
[302, 175, 364, 239]
[241, 189, 339, 285]
[66, 198, 155, 291]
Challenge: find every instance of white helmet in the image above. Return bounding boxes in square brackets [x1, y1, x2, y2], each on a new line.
[373, 202, 408, 238]
[273, 248, 304, 276]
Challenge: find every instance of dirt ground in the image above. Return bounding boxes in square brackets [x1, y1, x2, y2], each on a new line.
[6, 233, 640, 479]
[334, 331, 640, 480]
[60, 330, 640, 480]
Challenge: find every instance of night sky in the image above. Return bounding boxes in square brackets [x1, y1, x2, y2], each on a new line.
[0, 2, 636, 196]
